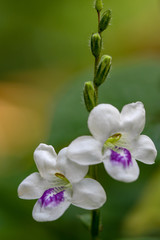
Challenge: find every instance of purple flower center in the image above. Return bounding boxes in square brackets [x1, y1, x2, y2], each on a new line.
[110, 147, 132, 168]
[39, 188, 65, 207]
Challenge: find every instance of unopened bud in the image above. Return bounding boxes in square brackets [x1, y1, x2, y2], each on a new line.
[94, 55, 112, 87]
[99, 9, 112, 33]
[95, 0, 103, 12]
[91, 33, 102, 57]
[83, 81, 96, 112]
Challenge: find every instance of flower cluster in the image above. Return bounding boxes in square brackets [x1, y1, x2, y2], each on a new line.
[18, 102, 157, 222]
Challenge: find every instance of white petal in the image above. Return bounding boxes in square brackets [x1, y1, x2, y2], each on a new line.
[103, 149, 140, 183]
[121, 102, 145, 138]
[67, 136, 103, 166]
[32, 189, 71, 222]
[132, 135, 157, 164]
[18, 172, 52, 199]
[88, 104, 121, 143]
[71, 178, 106, 210]
[34, 143, 58, 180]
[56, 147, 88, 183]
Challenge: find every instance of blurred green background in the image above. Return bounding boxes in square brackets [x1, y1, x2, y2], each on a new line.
[0, 0, 160, 239]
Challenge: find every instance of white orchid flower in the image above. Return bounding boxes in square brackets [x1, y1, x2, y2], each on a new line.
[67, 102, 157, 182]
[18, 144, 106, 222]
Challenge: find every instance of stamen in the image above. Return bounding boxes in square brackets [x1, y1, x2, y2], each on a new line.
[106, 133, 122, 144]
[55, 173, 65, 179]
[55, 172, 70, 183]
[103, 133, 122, 149]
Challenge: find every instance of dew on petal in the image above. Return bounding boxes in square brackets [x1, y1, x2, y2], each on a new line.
[110, 147, 132, 168]
[39, 188, 65, 207]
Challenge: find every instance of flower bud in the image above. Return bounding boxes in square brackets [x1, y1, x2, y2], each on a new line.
[94, 55, 112, 87]
[83, 81, 96, 112]
[91, 33, 102, 57]
[95, 0, 103, 12]
[99, 9, 111, 33]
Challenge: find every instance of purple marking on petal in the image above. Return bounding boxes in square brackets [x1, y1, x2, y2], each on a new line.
[39, 188, 65, 207]
[110, 147, 132, 168]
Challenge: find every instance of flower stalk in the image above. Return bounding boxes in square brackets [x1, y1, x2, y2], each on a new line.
[91, 209, 101, 240]
[82, 0, 112, 238]
[93, 9, 101, 105]
[90, 165, 100, 240]
[90, 2, 103, 239]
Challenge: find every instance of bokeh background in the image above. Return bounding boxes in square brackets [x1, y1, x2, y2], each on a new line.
[0, 0, 160, 239]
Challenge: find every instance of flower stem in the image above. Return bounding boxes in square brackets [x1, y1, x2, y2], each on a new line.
[97, 11, 101, 34]
[93, 10, 101, 105]
[91, 209, 101, 240]
[90, 9, 102, 240]
[94, 54, 99, 105]
[89, 165, 98, 179]
[90, 164, 101, 240]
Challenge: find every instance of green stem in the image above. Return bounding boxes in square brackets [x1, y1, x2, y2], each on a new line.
[94, 56, 99, 77]
[97, 11, 101, 34]
[94, 85, 98, 106]
[89, 165, 98, 179]
[94, 10, 101, 106]
[91, 209, 101, 240]
[94, 49, 99, 105]
[90, 9, 102, 240]
[90, 164, 101, 240]
[94, 56, 99, 105]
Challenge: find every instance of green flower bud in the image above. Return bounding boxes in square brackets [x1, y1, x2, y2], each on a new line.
[83, 81, 96, 112]
[99, 9, 112, 33]
[94, 55, 112, 87]
[91, 33, 102, 57]
[95, 0, 103, 12]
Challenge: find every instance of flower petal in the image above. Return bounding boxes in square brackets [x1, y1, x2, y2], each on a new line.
[32, 188, 71, 222]
[132, 135, 157, 164]
[56, 147, 88, 183]
[34, 143, 58, 180]
[67, 136, 102, 166]
[103, 149, 140, 182]
[18, 172, 52, 199]
[88, 104, 121, 143]
[121, 102, 145, 138]
[71, 178, 106, 210]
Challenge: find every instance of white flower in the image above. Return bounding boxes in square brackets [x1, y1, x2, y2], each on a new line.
[18, 143, 106, 222]
[67, 102, 157, 182]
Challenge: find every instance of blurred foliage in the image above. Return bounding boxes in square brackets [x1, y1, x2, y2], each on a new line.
[122, 165, 160, 236]
[117, 238, 160, 240]
[0, 0, 159, 75]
